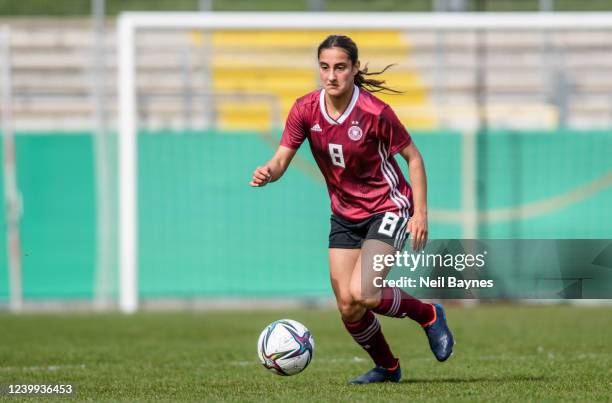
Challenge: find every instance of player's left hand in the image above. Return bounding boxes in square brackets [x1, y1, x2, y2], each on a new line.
[408, 212, 428, 252]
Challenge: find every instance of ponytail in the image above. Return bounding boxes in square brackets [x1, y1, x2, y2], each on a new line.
[355, 63, 402, 94]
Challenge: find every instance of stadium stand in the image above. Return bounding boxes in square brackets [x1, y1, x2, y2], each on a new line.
[3, 18, 612, 130]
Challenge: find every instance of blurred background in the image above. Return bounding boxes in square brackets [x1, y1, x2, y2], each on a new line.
[0, 0, 610, 310]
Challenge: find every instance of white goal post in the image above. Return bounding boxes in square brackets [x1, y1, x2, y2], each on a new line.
[117, 11, 612, 313]
[1, 26, 23, 313]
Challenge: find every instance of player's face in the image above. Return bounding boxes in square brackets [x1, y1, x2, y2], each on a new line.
[318, 47, 359, 98]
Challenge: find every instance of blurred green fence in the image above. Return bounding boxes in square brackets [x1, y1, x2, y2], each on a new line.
[0, 129, 610, 301]
[1, 0, 612, 15]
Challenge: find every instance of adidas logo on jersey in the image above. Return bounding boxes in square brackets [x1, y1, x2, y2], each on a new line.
[310, 123, 322, 132]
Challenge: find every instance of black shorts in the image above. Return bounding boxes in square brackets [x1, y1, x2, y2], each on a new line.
[329, 212, 410, 250]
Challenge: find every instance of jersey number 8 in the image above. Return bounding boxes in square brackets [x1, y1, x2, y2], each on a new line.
[328, 143, 345, 168]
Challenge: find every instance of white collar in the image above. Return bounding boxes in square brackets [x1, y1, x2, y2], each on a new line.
[319, 85, 360, 125]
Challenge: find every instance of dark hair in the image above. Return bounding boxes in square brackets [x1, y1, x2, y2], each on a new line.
[317, 34, 401, 94]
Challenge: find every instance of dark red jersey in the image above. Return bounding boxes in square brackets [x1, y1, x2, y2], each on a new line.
[280, 85, 414, 221]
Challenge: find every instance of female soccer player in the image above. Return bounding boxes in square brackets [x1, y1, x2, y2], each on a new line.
[250, 35, 454, 384]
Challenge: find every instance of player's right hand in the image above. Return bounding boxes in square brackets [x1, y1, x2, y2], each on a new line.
[249, 166, 272, 187]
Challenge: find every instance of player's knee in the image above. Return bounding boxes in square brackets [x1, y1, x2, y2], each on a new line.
[352, 295, 380, 309]
[348, 283, 361, 306]
[349, 284, 380, 309]
[337, 299, 360, 319]
[360, 296, 381, 309]
[351, 287, 380, 309]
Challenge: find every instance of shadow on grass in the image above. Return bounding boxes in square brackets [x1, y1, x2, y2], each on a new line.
[403, 375, 549, 384]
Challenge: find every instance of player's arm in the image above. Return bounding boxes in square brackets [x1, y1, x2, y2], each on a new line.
[250, 145, 297, 187]
[399, 141, 428, 251]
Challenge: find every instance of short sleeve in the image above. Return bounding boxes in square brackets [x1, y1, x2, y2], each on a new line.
[378, 106, 412, 155]
[280, 100, 307, 150]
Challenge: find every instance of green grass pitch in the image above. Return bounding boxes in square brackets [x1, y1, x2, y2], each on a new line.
[1, 304, 611, 401]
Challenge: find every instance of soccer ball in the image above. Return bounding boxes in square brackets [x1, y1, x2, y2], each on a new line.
[257, 319, 314, 376]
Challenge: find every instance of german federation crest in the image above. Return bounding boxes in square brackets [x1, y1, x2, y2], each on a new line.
[348, 125, 363, 141]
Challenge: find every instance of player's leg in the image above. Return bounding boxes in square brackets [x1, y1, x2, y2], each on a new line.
[329, 214, 402, 383]
[330, 249, 398, 367]
[355, 239, 436, 324]
[329, 247, 363, 322]
[353, 212, 454, 362]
